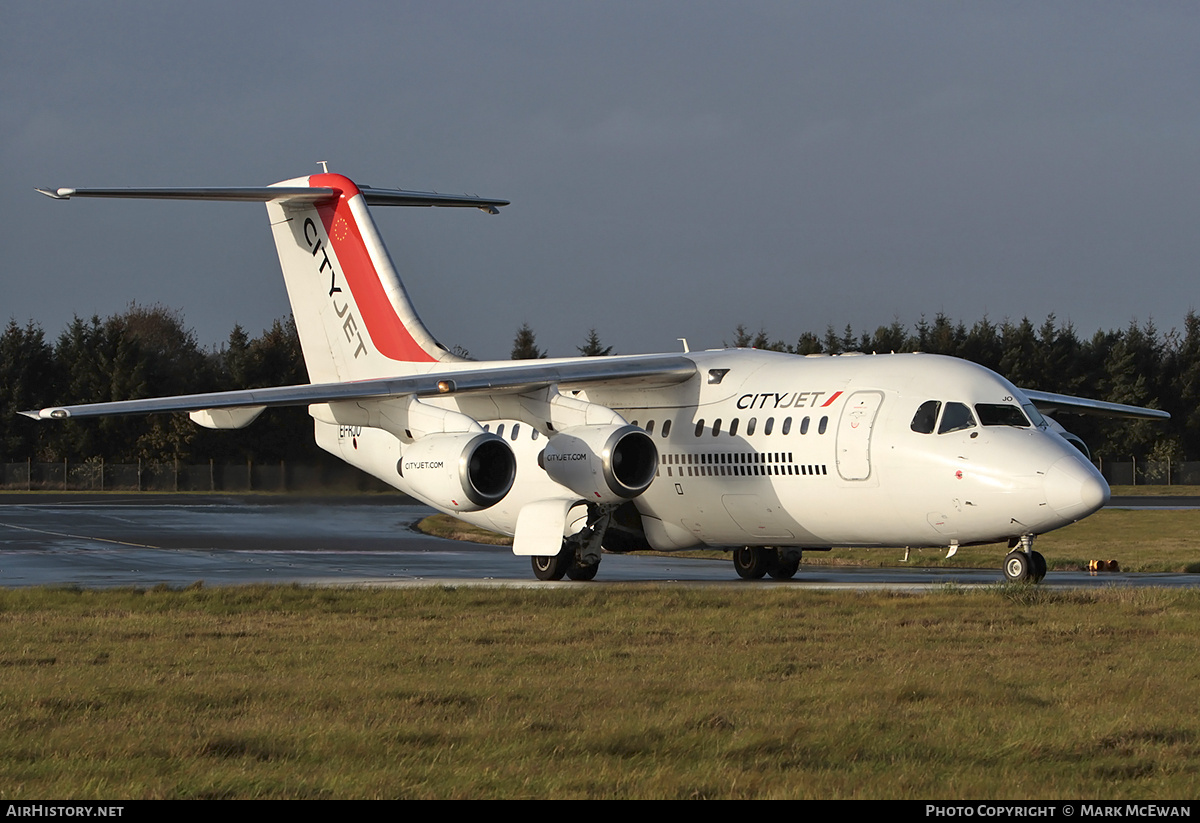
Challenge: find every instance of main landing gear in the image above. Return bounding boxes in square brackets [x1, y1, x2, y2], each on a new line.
[531, 505, 611, 582]
[732, 547, 802, 580]
[1003, 534, 1047, 584]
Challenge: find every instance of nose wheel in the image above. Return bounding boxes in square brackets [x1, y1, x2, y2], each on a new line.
[1003, 536, 1046, 583]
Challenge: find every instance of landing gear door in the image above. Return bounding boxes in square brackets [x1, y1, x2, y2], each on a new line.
[835, 391, 884, 481]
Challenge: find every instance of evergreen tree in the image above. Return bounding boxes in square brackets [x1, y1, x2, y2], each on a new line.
[866, 320, 911, 354]
[822, 325, 843, 355]
[793, 331, 823, 355]
[959, 317, 1002, 372]
[221, 324, 252, 389]
[1172, 311, 1200, 458]
[0, 321, 58, 460]
[511, 323, 546, 360]
[999, 317, 1041, 388]
[730, 324, 753, 348]
[577, 328, 613, 357]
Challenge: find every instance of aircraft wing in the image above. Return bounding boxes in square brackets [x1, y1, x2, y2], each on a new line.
[20, 355, 697, 420]
[1022, 389, 1170, 420]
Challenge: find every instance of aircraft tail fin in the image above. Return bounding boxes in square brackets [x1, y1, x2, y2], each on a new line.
[38, 174, 509, 383]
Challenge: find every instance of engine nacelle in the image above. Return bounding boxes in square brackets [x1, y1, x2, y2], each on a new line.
[541, 424, 658, 503]
[1044, 416, 1091, 460]
[398, 432, 516, 512]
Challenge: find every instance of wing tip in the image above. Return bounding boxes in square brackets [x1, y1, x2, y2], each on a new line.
[18, 408, 68, 420]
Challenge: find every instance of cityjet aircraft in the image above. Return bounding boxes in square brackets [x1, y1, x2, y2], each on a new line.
[26, 171, 1168, 583]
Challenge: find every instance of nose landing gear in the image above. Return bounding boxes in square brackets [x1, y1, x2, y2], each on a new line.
[1003, 534, 1046, 583]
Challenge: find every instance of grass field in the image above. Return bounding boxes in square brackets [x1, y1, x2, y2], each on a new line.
[419, 506, 1200, 574]
[1, 585, 1198, 799]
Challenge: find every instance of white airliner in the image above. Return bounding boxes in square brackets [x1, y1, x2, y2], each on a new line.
[26, 171, 1168, 583]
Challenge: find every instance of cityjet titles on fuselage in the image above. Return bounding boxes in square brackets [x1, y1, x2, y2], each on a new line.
[303, 216, 369, 359]
[735, 390, 844, 411]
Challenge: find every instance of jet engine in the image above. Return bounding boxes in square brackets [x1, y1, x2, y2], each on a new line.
[1044, 416, 1091, 460]
[540, 424, 658, 503]
[398, 432, 516, 511]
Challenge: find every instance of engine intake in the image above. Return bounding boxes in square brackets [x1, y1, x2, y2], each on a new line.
[399, 432, 515, 511]
[541, 424, 658, 503]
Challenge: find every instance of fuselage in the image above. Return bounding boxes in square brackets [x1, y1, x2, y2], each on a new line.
[319, 348, 1109, 553]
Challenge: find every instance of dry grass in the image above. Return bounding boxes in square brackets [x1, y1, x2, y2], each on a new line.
[415, 514, 512, 545]
[1, 585, 1199, 799]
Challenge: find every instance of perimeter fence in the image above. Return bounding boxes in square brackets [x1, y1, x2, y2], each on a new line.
[1095, 459, 1200, 487]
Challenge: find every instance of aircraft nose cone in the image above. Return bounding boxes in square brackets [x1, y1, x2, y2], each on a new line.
[1044, 455, 1110, 521]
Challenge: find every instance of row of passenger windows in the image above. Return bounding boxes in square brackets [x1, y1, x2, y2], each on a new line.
[664, 463, 828, 478]
[910, 400, 1038, 435]
[659, 450, 828, 479]
[653, 416, 830, 438]
[485, 414, 832, 442]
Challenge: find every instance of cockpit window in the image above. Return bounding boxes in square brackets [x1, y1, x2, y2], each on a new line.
[1022, 403, 1047, 428]
[910, 400, 941, 434]
[937, 402, 976, 434]
[975, 404, 1031, 428]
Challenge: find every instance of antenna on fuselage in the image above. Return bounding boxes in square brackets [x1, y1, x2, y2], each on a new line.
[677, 338, 690, 353]
[317, 160, 329, 173]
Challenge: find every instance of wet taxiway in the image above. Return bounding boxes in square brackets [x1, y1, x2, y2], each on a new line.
[0, 494, 1196, 589]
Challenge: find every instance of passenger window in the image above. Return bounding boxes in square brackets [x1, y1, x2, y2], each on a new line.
[695, 420, 705, 437]
[496, 423, 505, 438]
[764, 418, 774, 436]
[938, 402, 977, 434]
[911, 400, 941, 434]
[818, 416, 828, 435]
[712, 419, 722, 436]
[531, 429, 539, 441]
[662, 419, 672, 437]
[800, 417, 810, 435]
[511, 424, 520, 441]
[782, 417, 792, 435]
[728, 419, 739, 437]
[747, 418, 757, 436]
[645, 420, 655, 434]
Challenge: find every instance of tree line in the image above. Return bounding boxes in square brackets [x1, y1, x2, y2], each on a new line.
[1, 306, 310, 464]
[2, 307, 1196, 464]
[512, 313, 1199, 463]
[720, 312, 1198, 463]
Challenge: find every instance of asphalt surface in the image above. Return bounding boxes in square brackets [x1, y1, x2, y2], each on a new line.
[0, 493, 1196, 589]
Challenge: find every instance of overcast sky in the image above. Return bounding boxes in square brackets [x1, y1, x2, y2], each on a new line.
[5, 2, 1198, 361]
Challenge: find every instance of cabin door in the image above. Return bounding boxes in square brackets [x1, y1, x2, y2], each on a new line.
[835, 391, 884, 481]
